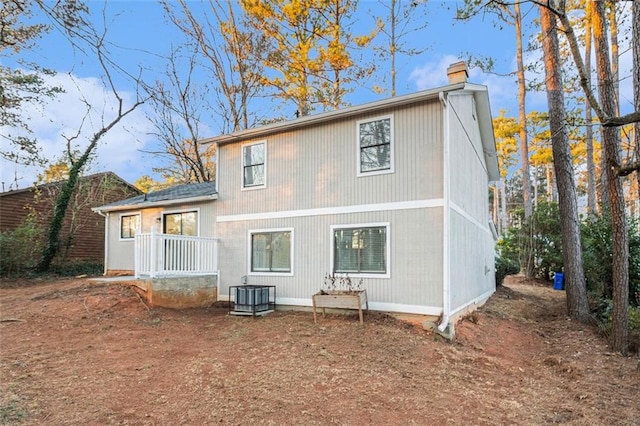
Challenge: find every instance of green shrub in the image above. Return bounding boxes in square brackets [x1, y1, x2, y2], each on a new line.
[495, 256, 520, 286]
[497, 201, 562, 280]
[0, 214, 45, 276]
[50, 261, 103, 277]
[582, 214, 640, 307]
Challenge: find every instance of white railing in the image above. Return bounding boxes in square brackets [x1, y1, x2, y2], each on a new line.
[135, 228, 219, 278]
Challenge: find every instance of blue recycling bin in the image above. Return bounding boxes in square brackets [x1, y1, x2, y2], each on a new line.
[553, 272, 564, 290]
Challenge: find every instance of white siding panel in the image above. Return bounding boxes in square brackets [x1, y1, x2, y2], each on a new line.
[449, 211, 495, 311]
[217, 100, 444, 218]
[217, 208, 444, 310]
[448, 93, 490, 223]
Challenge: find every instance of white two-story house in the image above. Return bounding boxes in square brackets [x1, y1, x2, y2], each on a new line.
[94, 62, 499, 333]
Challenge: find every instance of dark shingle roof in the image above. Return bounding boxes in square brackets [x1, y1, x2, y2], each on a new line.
[94, 181, 217, 211]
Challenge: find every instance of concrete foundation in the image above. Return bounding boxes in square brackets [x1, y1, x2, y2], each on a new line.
[94, 275, 218, 309]
[147, 275, 218, 308]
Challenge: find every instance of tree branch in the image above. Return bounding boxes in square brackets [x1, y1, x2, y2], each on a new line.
[614, 160, 640, 177]
[602, 111, 640, 127]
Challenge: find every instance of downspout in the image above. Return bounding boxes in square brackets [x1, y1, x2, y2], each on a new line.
[95, 210, 109, 276]
[438, 91, 451, 334]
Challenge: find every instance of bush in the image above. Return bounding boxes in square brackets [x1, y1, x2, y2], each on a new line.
[495, 256, 520, 286]
[0, 214, 45, 276]
[497, 201, 562, 280]
[50, 261, 103, 277]
[582, 214, 640, 307]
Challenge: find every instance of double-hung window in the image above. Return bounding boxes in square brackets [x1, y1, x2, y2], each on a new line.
[249, 229, 292, 274]
[163, 211, 198, 236]
[357, 115, 394, 176]
[120, 214, 140, 239]
[332, 224, 389, 276]
[242, 141, 266, 189]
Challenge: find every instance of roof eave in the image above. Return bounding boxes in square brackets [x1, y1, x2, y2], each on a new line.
[92, 193, 218, 214]
[201, 82, 467, 146]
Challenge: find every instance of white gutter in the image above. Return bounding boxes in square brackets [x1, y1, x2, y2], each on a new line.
[91, 193, 218, 214]
[438, 91, 451, 334]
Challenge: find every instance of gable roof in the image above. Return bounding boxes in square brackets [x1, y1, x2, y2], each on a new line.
[0, 171, 139, 198]
[201, 82, 499, 181]
[92, 181, 217, 213]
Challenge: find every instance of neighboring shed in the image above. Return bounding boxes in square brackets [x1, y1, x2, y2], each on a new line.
[0, 172, 140, 263]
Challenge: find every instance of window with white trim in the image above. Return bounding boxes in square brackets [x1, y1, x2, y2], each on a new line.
[250, 229, 292, 274]
[120, 214, 140, 239]
[332, 224, 388, 275]
[357, 115, 394, 175]
[163, 211, 198, 236]
[242, 141, 266, 189]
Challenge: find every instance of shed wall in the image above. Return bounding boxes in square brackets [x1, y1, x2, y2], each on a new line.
[0, 173, 139, 263]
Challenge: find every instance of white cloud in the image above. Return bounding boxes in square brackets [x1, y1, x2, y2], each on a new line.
[1, 72, 157, 191]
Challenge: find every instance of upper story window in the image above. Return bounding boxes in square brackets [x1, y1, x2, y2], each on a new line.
[249, 228, 293, 275]
[357, 115, 394, 176]
[332, 223, 389, 277]
[242, 141, 266, 189]
[120, 213, 140, 240]
[163, 211, 198, 236]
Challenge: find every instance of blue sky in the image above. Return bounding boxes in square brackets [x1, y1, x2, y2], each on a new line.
[0, 0, 633, 191]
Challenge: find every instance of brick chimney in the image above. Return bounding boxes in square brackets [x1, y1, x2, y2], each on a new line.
[447, 61, 468, 84]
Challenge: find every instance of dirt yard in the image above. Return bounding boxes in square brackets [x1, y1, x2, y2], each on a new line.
[1, 276, 638, 425]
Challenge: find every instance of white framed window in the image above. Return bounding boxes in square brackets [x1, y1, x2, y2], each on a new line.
[331, 223, 390, 277]
[242, 140, 267, 189]
[357, 115, 394, 176]
[248, 228, 293, 276]
[119, 213, 141, 240]
[163, 210, 198, 236]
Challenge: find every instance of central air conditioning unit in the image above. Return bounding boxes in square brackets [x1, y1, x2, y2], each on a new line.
[229, 285, 276, 316]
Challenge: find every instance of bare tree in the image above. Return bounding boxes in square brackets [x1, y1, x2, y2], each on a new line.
[163, 0, 265, 132]
[373, 0, 428, 97]
[144, 48, 215, 184]
[34, 4, 147, 271]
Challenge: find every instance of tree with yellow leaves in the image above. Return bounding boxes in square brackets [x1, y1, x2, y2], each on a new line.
[492, 109, 519, 233]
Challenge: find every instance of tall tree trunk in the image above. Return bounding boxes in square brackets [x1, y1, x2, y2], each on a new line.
[515, 1, 534, 277]
[593, 0, 629, 355]
[634, 0, 640, 208]
[608, 3, 620, 117]
[390, 0, 396, 97]
[584, 1, 597, 216]
[539, 5, 591, 323]
[515, 2, 532, 219]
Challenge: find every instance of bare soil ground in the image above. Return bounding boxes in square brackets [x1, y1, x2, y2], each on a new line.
[0, 275, 638, 425]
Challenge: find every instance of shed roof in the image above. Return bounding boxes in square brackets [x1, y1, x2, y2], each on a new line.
[92, 181, 217, 213]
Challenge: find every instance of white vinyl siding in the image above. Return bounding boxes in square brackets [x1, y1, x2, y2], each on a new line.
[357, 115, 394, 176]
[119, 213, 140, 240]
[249, 228, 293, 275]
[242, 141, 266, 189]
[331, 223, 390, 277]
